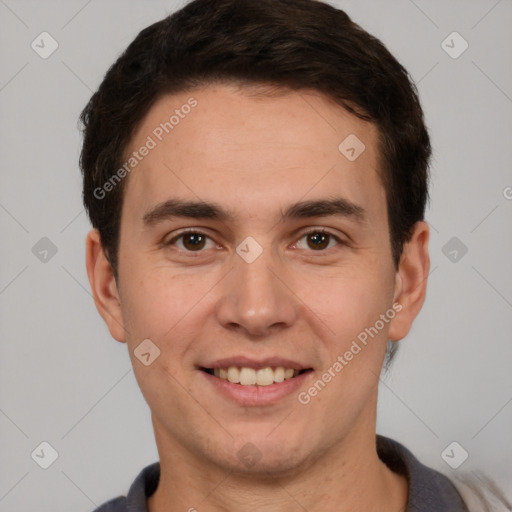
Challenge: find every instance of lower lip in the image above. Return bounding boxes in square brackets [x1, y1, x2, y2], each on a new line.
[200, 370, 313, 406]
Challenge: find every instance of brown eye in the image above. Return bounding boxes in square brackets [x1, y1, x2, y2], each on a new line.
[166, 231, 215, 252]
[306, 232, 330, 250]
[296, 229, 343, 252]
[181, 233, 206, 251]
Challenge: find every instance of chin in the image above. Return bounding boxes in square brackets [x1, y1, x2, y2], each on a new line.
[226, 447, 310, 477]
[206, 432, 317, 477]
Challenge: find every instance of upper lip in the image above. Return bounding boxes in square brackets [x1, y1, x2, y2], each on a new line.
[200, 356, 312, 370]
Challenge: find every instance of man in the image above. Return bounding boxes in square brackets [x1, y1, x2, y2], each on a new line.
[80, 0, 505, 510]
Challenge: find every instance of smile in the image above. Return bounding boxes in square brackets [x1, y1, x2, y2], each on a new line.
[201, 366, 312, 386]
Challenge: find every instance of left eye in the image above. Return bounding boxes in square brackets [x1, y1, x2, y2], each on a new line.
[295, 230, 342, 251]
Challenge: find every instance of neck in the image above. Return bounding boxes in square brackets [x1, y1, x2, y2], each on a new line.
[147, 415, 408, 512]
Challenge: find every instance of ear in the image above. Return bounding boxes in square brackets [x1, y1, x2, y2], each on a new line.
[388, 221, 430, 342]
[85, 229, 126, 343]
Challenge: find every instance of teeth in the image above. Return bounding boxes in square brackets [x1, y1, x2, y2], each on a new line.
[256, 367, 274, 386]
[240, 367, 256, 385]
[273, 366, 285, 383]
[212, 366, 303, 386]
[227, 366, 240, 383]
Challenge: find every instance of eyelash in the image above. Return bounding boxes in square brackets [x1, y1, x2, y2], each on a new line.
[164, 227, 346, 254]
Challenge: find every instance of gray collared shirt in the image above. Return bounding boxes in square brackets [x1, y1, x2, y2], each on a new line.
[91, 435, 469, 511]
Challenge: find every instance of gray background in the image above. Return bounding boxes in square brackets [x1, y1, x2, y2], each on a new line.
[0, 0, 511, 510]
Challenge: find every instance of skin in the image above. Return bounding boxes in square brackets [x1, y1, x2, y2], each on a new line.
[86, 83, 430, 511]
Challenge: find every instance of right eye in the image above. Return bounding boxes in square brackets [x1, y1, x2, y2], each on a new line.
[164, 229, 217, 252]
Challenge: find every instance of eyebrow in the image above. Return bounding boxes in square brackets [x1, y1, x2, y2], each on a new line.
[142, 197, 366, 226]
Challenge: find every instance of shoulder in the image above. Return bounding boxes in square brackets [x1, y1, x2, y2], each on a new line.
[450, 473, 512, 512]
[377, 435, 468, 511]
[90, 496, 126, 512]
[377, 436, 511, 512]
[89, 462, 160, 512]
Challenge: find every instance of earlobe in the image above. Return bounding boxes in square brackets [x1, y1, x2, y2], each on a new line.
[388, 221, 430, 342]
[85, 229, 126, 343]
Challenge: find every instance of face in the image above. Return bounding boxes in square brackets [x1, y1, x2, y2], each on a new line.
[88, 83, 428, 475]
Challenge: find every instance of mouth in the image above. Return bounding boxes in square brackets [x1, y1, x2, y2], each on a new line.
[200, 366, 313, 386]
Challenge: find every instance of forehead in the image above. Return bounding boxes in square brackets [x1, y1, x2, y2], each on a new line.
[121, 83, 385, 226]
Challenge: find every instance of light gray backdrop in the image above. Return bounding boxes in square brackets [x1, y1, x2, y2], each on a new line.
[1, 0, 511, 510]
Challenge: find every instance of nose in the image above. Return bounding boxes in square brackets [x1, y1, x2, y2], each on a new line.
[214, 241, 299, 338]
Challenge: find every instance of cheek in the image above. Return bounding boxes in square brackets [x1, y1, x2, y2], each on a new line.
[308, 261, 394, 334]
[119, 262, 221, 354]
[305, 269, 393, 412]
[130, 354, 202, 440]
[118, 267, 179, 342]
